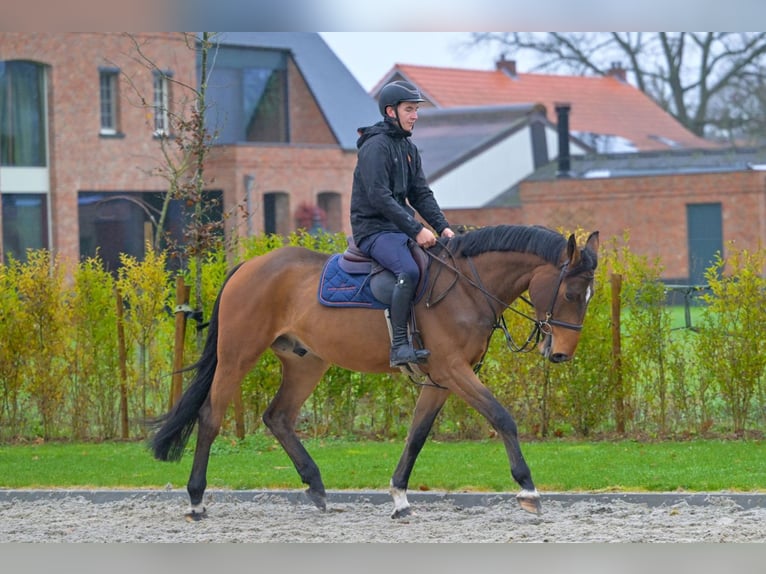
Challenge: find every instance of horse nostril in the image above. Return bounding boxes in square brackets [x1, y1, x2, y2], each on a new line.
[549, 353, 570, 363]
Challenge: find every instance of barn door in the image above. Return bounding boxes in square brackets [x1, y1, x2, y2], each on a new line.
[686, 203, 722, 285]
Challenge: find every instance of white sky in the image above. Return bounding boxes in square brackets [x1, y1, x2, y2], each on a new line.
[319, 32, 502, 92]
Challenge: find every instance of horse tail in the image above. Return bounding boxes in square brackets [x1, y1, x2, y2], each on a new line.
[149, 263, 244, 462]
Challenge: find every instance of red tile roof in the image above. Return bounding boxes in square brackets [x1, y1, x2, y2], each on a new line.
[381, 64, 717, 152]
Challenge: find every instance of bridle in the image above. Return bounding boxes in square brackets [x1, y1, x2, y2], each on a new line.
[424, 243, 591, 360]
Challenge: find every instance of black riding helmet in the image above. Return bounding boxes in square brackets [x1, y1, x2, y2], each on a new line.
[377, 81, 426, 117]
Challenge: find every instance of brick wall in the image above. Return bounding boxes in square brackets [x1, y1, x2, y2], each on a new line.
[442, 206, 523, 230]
[1, 32, 196, 264]
[518, 171, 766, 280]
[204, 144, 356, 240]
[0, 32, 357, 266]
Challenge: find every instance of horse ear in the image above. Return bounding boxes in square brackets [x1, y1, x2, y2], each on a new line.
[567, 234, 580, 266]
[585, 231, 600, 253]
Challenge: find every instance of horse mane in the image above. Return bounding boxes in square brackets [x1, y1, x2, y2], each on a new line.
[447, 225, 567, 265]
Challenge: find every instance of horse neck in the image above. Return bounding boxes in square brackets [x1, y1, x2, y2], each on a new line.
[462, 251, 550, 306]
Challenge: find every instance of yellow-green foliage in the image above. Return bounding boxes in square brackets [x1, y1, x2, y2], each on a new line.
[70, 256, 121, 439]
[697, 245, 766, 435]
[13, 250, 70, 439]
[0, 258, 32, 439]
[115, 246, 174, 423]
[2, 229, 766, 442]
[602, 231, 682, 435]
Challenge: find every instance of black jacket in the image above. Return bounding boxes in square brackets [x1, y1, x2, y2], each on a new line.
[350, 118, 450, 246]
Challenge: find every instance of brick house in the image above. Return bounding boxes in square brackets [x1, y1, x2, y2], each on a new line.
[5, 33, 758, 284]
[373, 60, 759, 283]
[0, 32, 377, 270]
[508, 144, 766, 284]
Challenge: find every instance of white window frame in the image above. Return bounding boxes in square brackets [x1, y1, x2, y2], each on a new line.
[99, 68, 119, 135]
[153, 70, 171, 137]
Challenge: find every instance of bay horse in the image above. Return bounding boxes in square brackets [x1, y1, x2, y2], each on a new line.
[150, 224, 599, 519]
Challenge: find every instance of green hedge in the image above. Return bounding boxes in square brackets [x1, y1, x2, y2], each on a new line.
[1, 231, 764, 442]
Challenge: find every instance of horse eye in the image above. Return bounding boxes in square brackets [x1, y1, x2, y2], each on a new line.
[564, 291, 576, 302]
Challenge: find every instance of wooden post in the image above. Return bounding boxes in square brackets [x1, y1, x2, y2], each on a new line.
[170, 275, 191, 409]
[115, 287, 129, 440]
[611, 273, 625, 435]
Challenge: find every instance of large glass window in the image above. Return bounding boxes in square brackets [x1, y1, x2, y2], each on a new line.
[0, 60, 47, 166]
[205, 46, 288, 144]
[78, 190, 223, 272]
[1, 194, 48, 262]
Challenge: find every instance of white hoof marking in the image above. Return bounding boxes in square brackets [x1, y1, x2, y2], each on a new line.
[390, 484, 410, 516]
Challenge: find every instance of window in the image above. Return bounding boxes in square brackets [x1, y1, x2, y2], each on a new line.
[317, 191, 342, 232]
[263, 191, 290, 235]
[99, 68, 120, 135]
[205, 46, 289, 144]
[1, 60, 49, 263]
[153, 70, 171, 137]
[78, 190, 223, 272]
[0, 60, 47, 166]
[2, 194, 49, 263]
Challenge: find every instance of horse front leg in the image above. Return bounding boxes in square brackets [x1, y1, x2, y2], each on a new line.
[390, 385, 450, 519]
[447, 364, 541, 515]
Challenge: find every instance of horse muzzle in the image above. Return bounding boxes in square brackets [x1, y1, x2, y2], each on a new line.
[538, 333, 572, 363]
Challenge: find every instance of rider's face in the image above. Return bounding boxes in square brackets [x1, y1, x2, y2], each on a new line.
[388, 102, 419, 131]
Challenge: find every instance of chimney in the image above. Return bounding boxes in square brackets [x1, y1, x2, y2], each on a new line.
[495, 54, 517, 77]
[555, 103, 572, 178]
[606, 61, 626, 82]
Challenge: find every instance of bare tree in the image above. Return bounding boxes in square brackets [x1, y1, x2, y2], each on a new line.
[121, 32, 233, 348]
[470, 32, 766, 144]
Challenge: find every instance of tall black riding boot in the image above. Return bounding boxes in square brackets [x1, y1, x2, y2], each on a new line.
[389, 274, 430, 367]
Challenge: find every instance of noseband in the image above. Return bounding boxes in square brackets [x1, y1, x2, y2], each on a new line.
[533, 262, 585, 334]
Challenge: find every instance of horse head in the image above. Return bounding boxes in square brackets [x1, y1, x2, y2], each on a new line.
[528, 231, 599, 363]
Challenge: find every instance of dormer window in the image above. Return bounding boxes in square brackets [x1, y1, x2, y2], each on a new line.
[204, 46, 288, 144]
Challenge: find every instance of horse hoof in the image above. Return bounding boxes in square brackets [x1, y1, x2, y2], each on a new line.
[305, 488, 327, 511]
[184, 508, 206, 522]
[391, 505, 413, 519]
[516, 490, 542, 515]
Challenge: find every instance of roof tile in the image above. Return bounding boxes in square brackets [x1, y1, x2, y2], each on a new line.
[388, 63, 716, 152]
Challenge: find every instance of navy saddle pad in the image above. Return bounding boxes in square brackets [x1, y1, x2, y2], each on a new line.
[317, 239, 429, 309]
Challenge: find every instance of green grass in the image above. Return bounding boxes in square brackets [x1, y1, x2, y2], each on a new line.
[1, 435, 764, 493]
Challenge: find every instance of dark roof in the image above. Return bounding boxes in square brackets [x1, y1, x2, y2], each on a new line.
[214, 33, 378, 151]
[488, 146, 766, 208]
[411, 104, 546, 180]
[524, 145, 766, 181]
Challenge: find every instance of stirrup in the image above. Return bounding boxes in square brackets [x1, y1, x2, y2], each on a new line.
[390, 345, 430, 367]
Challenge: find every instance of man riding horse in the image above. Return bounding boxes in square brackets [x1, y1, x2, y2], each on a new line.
[350, 81, 455, 367]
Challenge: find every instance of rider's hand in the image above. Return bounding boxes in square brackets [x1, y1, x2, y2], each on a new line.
[441, 228, 455, 239]
[415, 227, 437, 248]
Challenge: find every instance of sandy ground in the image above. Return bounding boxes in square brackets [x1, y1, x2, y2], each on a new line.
[2, 489, 766, 543]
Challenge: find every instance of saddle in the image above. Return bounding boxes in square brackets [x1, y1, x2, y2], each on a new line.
[338, 237, 430, 303]
[318, 238, 432, 380]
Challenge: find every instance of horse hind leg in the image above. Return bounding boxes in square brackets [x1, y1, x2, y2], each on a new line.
[390, 385, 449, 519]
[262, 350, 330, 511]
[186, 342, 268, 520]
